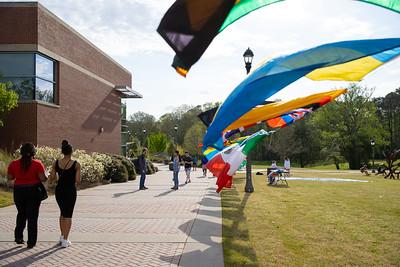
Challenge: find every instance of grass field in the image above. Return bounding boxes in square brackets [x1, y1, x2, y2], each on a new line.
[0, 190, 13, 208]
[221, 169, 400, 266]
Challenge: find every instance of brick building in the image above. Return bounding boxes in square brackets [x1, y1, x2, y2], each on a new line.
[0, 2, 141, 154]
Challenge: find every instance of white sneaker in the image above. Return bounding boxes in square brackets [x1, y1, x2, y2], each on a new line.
[61, 239, 71, 248]
[59, 235, 64, 244]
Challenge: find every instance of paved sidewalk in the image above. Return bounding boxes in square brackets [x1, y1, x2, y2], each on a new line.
[0, 165, 223, 267]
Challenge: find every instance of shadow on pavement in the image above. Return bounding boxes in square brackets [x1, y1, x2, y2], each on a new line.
[159, 218, 223, 267]
[0, 246, 24, 261]
[155, 183, 188, 197]
[1, 244, 62, 267]
[112, 190, 140, 198]
[198, 197, 220, 207]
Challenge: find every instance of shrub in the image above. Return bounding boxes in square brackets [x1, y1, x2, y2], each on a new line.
[92, 152, 114, 181]
[132, 158, 140, 174]
[35, 146, 61, 171]
[73, 149, 105, 183]
[0, 150, 16, 187]
[132, 158, 157, 175]
[112, 155, 136, 180]
[108, 158, 128, 183]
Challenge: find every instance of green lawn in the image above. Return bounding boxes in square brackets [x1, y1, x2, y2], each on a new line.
[0, 190, 13, 208]
[222, 170, 400, 266]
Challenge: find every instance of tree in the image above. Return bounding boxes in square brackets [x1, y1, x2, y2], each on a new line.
[0, 80, 18, 127]
[268, 118, 320, 167]
[159, 104, 203, 146]
[183, 122, 206, 155]
[127, 111, 158, 145]
[313, 84, 387, 169]
[147, 133, 168, 153]
[374, 88, 400, 150]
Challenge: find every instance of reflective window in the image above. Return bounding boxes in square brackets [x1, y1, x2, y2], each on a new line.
[35, 54, 54, 82]
[35, 78, 54, 103]
[0, 53, 57, 104]
[0, 77, 34, 100]
[0, 53, 34, 77]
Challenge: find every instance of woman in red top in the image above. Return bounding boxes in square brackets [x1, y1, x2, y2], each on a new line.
[7, 143, 47, 249]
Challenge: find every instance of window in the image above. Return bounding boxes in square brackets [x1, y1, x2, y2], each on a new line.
[0, 53, 57, 104]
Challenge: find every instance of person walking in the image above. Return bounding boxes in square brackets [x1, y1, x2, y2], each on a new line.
[49, 140, 81, 248]
[171, 150, 181, 190]
[201, 156, 208, 177]
[182, 152, 192, 184]
[192, 155, 197, 171]
[7, 143, 48, 249]
[138, 148, 148, 190]
[284, 156, 291, 172]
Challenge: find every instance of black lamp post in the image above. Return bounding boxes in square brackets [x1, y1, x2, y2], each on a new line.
[243, 47, 254, 74]
[371, 139, 375, 172]
[143, 129, 147, 147]
[174, 125, 178, 148]
[243, 47, 254, 193]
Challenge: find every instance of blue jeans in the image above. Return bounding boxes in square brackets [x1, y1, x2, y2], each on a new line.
[139, 170, 146, 189]
[173, 170, 179, 189]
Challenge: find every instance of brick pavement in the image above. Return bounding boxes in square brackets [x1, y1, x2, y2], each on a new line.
[0, 165, 223, 267]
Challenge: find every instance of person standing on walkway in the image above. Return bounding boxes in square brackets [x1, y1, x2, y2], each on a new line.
[49, 140, 81, 248]
[171, 150, 181, 190]
[7, 142, 48, 249]
[182, 152, 192, 184]
[138, 148, 148, 190]
[192, 155, 197, 171]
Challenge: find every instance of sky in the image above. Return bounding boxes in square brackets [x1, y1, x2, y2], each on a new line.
[6, 0, 400, 118]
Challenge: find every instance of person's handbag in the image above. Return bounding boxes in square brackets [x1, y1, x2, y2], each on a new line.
[38, 182, 48, 201]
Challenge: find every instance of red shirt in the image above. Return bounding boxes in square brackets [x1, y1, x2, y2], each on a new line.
[7, 159, 45, 185]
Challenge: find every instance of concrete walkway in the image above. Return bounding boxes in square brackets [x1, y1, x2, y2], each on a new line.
[0, 165, 223, 267]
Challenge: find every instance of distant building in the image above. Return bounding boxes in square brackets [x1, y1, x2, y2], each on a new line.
[0, 2, 141, 154]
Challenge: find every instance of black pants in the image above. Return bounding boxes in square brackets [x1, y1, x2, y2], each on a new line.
[13, 185, 41, 246]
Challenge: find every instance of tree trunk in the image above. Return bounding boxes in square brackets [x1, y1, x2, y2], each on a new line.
[335, 162, 340, 170]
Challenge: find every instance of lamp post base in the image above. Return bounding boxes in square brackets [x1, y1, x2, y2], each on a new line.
[245, 157, 254, 193]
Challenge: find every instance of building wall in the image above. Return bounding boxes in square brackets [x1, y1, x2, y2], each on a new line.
[37, 6, 131, 87]
[0, 3, 132, 154]
[0, 103, 37, 152]
[0, 5, 37, 44]
[36, 63, 121, 154]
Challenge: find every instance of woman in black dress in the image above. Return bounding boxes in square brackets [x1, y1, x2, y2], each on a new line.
[50, 140, 81, 248]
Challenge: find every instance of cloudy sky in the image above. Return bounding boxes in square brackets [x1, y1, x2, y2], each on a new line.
[9, 0, 400, 118]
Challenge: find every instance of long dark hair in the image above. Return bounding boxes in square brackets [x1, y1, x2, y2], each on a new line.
[20, 143, 36, 172]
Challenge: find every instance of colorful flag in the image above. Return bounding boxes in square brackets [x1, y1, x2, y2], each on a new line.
[203, 39, 400, 149]
[206, 129, 269, 192]
[225, 88, 346, 133]
[158, 1, 399, 76]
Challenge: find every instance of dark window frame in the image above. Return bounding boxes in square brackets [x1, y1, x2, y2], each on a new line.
[0, 51, 58, 104]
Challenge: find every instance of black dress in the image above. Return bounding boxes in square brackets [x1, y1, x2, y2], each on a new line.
[55, 160, 77, 218]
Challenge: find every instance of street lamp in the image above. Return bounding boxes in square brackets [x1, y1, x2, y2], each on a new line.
[143, 129, 146, 147]
[243, 47, 254, 193]
[243, 47, 254, 74]
[371, 139, 375, 172]
[174, 125, 178, 148]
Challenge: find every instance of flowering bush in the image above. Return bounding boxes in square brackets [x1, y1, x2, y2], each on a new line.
[73, 149, 104, 183]
[34, 147, 103, 184]
[35, 146, 61, 171]
[3, 145, 147, 188]
[92, 152, 114, 181]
